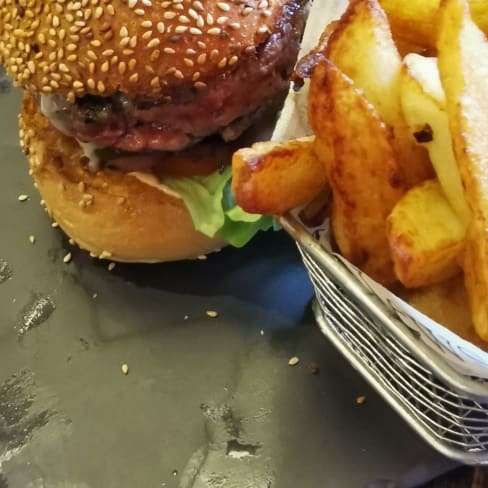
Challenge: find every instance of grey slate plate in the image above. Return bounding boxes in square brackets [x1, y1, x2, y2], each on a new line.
[0, 67, 455, 488]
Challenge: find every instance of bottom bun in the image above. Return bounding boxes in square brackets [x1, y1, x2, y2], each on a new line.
[19, 94, 225, 263]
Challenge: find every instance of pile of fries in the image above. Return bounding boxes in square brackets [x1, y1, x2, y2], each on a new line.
[232, 0, 488, 343]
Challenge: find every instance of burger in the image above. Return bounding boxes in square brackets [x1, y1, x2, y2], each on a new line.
[0, 0, 306, 262]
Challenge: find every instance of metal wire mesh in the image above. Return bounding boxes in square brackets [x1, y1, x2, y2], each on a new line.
[297, 243, 488, 464]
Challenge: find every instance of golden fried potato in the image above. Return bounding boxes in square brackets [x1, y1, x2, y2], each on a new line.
[325, 0, 433, 188]
[231, 137, 328, 215]
[387, 180, 465, 288]
[380, 0, 488, 53]
[379, 0, 440, 53]
[437, 0, 488, 340]
[400, 53, 470, 223]
[309, 59, 405, 285]
[398, 275, 488, 350]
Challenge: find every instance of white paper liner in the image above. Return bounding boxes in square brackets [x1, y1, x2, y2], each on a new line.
[272, 0, 488, 379]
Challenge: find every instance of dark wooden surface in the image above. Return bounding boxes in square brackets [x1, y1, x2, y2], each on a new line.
[422, 467, 488, 487]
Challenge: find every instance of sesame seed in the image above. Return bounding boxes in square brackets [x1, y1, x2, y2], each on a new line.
[193, 0, 203, 10]
[206, 13, 214, 25]
[69, 238, 75, 246]
[207, 27, 220, 35]
[194, 81, 206, 88]
[120, 26, 129, 37]
[218, 57, 227, 68]
[356, 396, 366, 405]
[163, 11, 176, 19]
[94, 6, 103, 18]
[108, 262, 116, 271]
[230, 22, 240, 29]
[29, 235, 36, 244]
[174, 69, 184, 79]
[164, 47, 175, 54]
[99, 250, 112, 259]
[242, 6, 253, 15]
[217, 16, 228, 25]
[228, 55, 238, 65]
[121, 364, 129, 375]
[186, 48, 196, 55]
[217, 2, 230, 11]
[141, 20, 152, 28]
[51, 221, 59, 228]
[197, 53, 206, 64]
[63, 252, 72, 264]
[134, 8, 145, 15]
[258, 26, 269, 33]
[184, 58, 194, 67]
[157, 22, 165, 33]
[288, 356, 299, 366]
[128, 0, 137, 7]
[179, 15, 190, 23]
[188, 8, 199, 19]
[129, 73, 139, 83]
[147, 38, 160, 48]
[192, 71, 200, 81]
[189, 27, 202, 35]
[175, 25, 188, 33]
[18, 194, 29, 202]
[206, 310, 218, 318]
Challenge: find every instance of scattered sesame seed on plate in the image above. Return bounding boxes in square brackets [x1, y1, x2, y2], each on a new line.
[63, 252, 72, 264]
[121, 363, 129, 375]
[51, 221, 59, 228]
[206, 310, 218, 318]
[29, 235, 36, 244]
[108, 262, 116, 271]
[18, 194, 29, 202]
[356, 395, 366, 405]
[288, 356, 299, 366]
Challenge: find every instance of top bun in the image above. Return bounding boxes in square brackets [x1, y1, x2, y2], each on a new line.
[0, 0, 289, 99]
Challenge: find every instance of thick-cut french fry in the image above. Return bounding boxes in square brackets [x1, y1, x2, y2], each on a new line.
[231, 137, 328, 216]
[325, 0, 433, 188]
[379, 0, 440, 53]
[437, 0, 488, 340]
[398, 276, 488, 350]
[309, 59, 405, 285]
[387, 180, 465, 288]
[380, 0, 488, 53]
[400, 53, 470, 223]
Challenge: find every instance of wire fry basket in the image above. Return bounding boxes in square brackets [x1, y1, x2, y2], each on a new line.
[281, 213, 488, 465]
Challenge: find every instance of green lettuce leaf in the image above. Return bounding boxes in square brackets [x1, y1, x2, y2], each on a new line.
[162, 166, 277, 248]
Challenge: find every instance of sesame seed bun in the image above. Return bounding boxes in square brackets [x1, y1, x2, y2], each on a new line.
[19, 93, 225, 262]
[1, 0, 290, 99]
